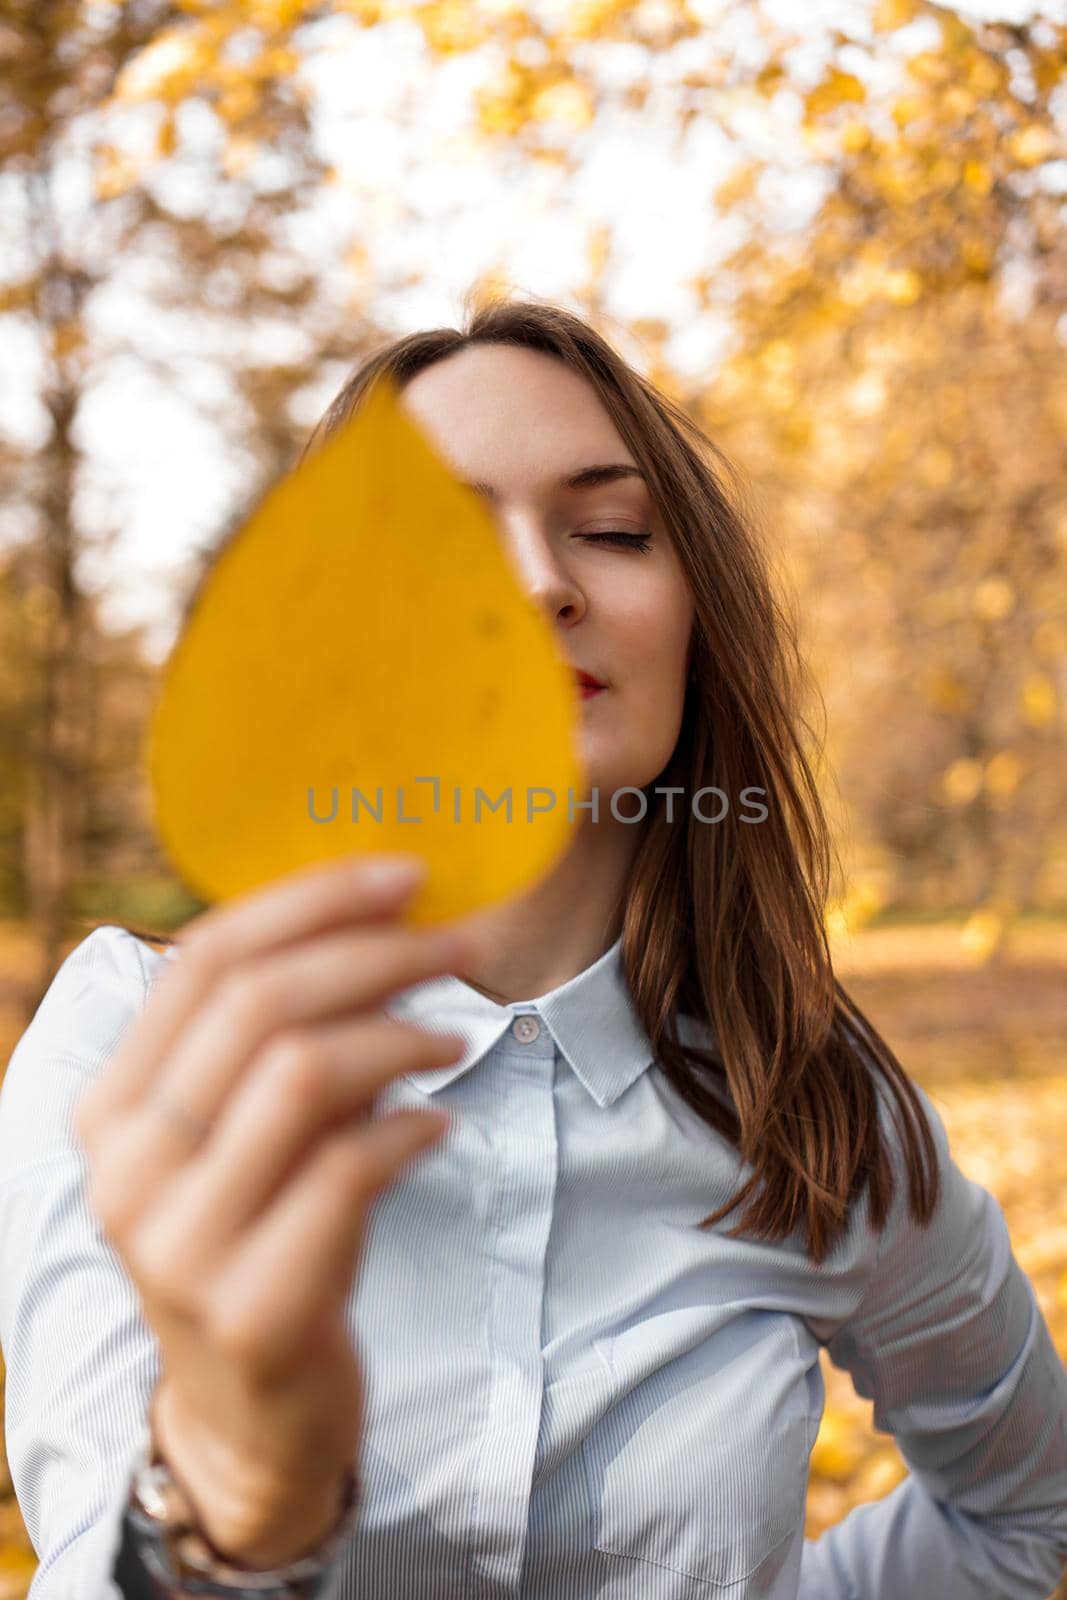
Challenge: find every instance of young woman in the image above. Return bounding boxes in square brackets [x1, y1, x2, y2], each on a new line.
[1, 297, 1065, 1600]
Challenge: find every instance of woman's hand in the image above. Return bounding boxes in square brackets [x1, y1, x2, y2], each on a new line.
[73, 854, 473, 1570]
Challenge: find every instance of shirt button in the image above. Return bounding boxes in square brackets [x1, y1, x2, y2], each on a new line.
[511, 1015, 541, 1043]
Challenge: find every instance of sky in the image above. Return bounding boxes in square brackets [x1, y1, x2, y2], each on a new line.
[1, 0, 1063, 662]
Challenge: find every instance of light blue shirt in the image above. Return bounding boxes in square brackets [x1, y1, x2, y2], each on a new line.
[1, 923, 1065, 1599]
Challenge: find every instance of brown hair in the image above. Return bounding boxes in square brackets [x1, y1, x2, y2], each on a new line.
[115, 290, 939, 1264]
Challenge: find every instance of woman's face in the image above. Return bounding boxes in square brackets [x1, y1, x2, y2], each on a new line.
[400, 344, 695, 807]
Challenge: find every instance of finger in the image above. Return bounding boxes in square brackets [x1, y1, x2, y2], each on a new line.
[148, 913, 465, 1132]
[133, 1018, 465, 1266]
[202, 1110, 449, 1379]
[84, 920, 470, 1222]
[76, 854, 431, 1131]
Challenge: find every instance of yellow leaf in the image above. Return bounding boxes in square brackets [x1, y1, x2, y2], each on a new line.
[1021, 674, 1056, 728]
[1033, 620, 1067, 660]
[973, 577, 1015, 620]
[531, 79, 594, 130]
[146, 374, 584, 923]
[941, 759, 983, 806]
[714, 160, 760, 209]
[884, 268, 922, 305]
[1032, 50, 1066, 95]
[963, 159, 993, 195]
[984, 751, 1021, 800]
[94, 144, 140, 200]
[804, 68, 866, 123]
[873, 0, 919, 30]
[839, 118, 870, 154]
[156, 114, 178, 159]
[891, 95, 922, 127]
[961, 237, 994, 277]
[811, 1410, 865, 1482]
[1009, 124, 1055, 168]
[926, 669, 968, 714]
[960, 909, 1003, 963]
[417, 0, 490, 53]
[918, 443, 953, 487]
[222, 135, 258, 177]
[216, 83, 258, 124]
[755, 60, 786, 97]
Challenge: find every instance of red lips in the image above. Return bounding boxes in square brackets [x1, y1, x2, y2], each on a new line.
[575, 670, 606, 689]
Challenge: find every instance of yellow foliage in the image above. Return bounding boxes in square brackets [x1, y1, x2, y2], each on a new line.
[884, 269, 921, 305]
[239, 0, 304, 24]
[810, 1408, 865, 1482]
[754, 60, 787, 98]
[216, 82, 258, 123]
[972, 577, 1015, 621]
[963, 159, 993, 195]
[853, 1445, 907, 1499]
[155, 114, 178, 158]
[1033, 621, 1067, 660]
[416, 0, 491, 54]
[872, 0, 919, 30]
[959, 909, 1004, 963]
[917, 443, 953, 488]
[961, 237, 994, 278]
[890, 95, 923, 127]
[334, 0, 388, 21]
[825, 878, 886, 943]
[51, 321, 84, 362]
[925, 669, 968, 715]
[1009, 124, 1056, 168]
[804, 68, 866, 124]
[1032, 50, 1067, 95]
[221, 135, 258, 177]
[839, 118, 870, 154]
[93, 144, 140, 200]
[984, 752, 1022, 801]
[568, 0, 628, 40]
[942, 86, 975, 120]
[1021, 674, 1057, 729]
[714, 161, 760, 209]
[531, 79, 594, 130]
[906, 51, 945, 85]
[941, 759, 983, 807]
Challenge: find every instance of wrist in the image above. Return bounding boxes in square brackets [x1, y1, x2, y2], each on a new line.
[148, 1384, 356, 1571]
[199, 1473, 352, 1572]
[125, 1418, 360, 1599]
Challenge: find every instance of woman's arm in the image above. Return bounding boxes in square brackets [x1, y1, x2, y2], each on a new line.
[1, 925, 358, 1599]
[799, 1080, 1067, 1600]
[0, 928, 165, 1598]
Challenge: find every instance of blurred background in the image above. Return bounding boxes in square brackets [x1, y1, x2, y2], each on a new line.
[1, 0, 1066, 1593]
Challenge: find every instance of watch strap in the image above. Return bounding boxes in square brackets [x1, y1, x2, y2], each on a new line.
[124, 1420, 358, 1599]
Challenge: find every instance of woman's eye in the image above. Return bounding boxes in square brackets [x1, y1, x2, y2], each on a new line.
[578, 531, 653, 553]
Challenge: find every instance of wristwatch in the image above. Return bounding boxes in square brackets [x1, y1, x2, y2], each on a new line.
[123, 1419, 361, 1598]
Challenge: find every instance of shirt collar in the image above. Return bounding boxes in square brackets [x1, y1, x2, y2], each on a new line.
[383, 932, 657, 1109]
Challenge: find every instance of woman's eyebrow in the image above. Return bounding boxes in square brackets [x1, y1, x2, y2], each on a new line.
[461, 464, 646, 500]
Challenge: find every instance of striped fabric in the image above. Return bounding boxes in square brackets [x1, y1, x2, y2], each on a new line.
[0, 923, 1064, 1599]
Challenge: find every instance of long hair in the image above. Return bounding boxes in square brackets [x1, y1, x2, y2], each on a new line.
[113, 291, 940, 1265]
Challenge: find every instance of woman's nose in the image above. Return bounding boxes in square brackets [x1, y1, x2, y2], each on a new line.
[499, 521, 586, 623]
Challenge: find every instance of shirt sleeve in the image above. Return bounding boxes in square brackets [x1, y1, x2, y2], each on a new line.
[798, 1076, 1067, 1600]
[0, 925, 164, 1600]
